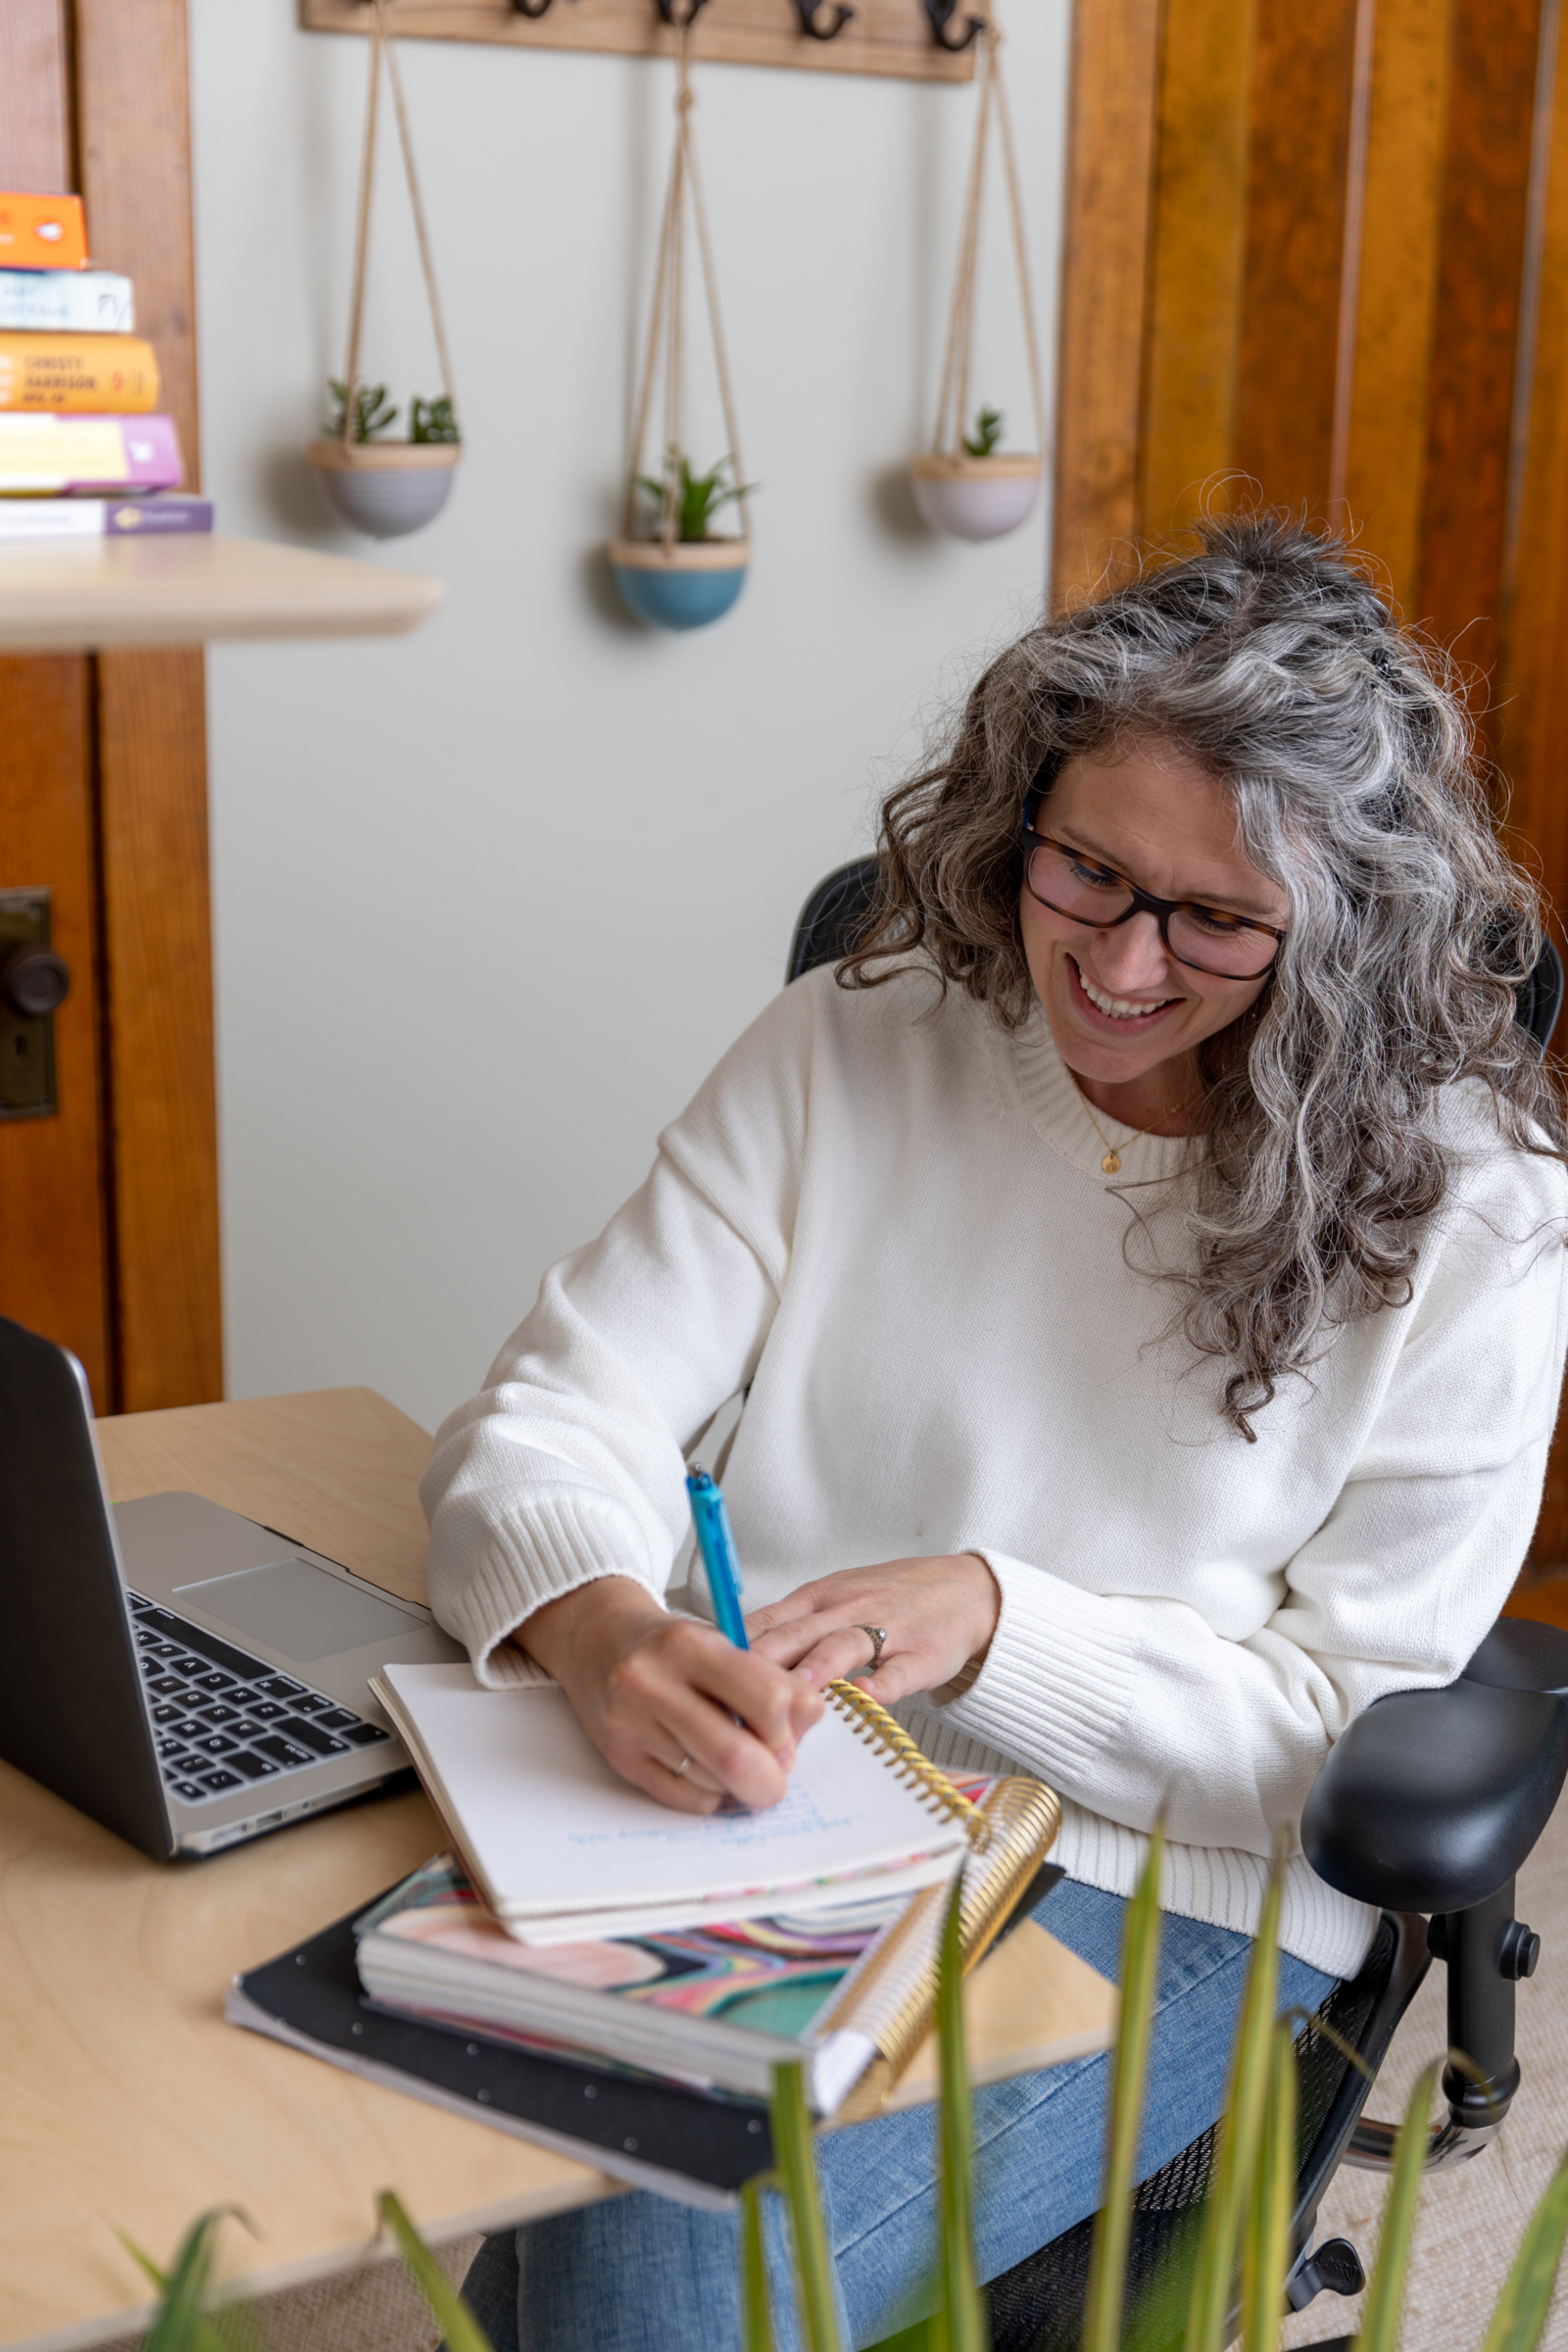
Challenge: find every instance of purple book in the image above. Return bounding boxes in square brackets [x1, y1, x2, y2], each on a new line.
[0, 492, 212, 541]
[0, 411, 185, 494]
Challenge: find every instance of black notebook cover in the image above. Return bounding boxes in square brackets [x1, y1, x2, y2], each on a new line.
[227, 1861, 1063, 2211]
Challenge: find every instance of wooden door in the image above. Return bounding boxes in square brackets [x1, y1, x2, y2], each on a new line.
[1054, 0, 1568, 1565]
[0, 0, 220, 1412]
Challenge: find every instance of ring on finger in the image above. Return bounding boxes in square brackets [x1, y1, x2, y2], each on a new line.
[853, 1623, 888, 1673]
[673, 1752, 694, 1777]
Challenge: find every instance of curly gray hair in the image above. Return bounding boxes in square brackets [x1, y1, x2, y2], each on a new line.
[843, 513, 1567, 1436]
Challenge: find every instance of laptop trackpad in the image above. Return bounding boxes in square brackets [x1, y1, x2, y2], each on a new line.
[172, 1559, 422, 1662]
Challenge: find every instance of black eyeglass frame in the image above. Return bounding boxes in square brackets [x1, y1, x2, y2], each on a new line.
[1019, 791, 1288, 980]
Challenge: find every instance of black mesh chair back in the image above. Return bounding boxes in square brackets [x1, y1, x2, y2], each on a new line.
[786, 858, 881, 984]
[1516, 933, 1564, 1052]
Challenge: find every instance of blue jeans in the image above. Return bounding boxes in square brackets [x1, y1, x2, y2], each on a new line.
[456, 1878, 1337, 2352]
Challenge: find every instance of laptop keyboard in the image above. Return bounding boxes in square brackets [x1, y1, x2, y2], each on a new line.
[126, 1590, 392, 1804]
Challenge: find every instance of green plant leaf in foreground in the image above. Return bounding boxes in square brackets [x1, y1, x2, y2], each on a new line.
[770, 2059, 846, 2352]
[1240, 2019, 1297, 2352]
[118, 2210, 257, 2352]
[742, 2176, 779, 2352]
[1354, 2060, 1443, 2352]
[377, 2189, 495, 2352]
[1182, 1847, 1285, 2352]
[935, 1877, 986, 2352]
[1083, 1818, 1166, 2352]
[1480, 2141, 1568, 2352]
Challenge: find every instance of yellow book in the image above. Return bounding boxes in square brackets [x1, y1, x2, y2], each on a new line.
[0, 332, 160, 414]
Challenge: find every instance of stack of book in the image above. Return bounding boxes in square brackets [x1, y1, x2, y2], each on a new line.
[0, 188, 211, 541]
[227, 1664, 1083, 2201]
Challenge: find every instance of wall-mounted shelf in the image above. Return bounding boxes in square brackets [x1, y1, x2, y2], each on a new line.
[301, 0, 979, 83]
[0, 533, 443, 652]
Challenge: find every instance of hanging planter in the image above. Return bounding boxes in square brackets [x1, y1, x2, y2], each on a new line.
[309, 0, 462, 542]
[608, 7, 755, 632]
[609, 534, 751, 631]
[910, 9, 1046, 545]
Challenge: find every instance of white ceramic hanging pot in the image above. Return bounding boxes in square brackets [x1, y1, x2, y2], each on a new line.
[309, 439, 460, 540]
[908, 451, 1042, 544]
[608, 537, 750, 631]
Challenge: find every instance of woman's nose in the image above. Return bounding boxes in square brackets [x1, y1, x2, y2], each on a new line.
[1092, 911, 1174, 993]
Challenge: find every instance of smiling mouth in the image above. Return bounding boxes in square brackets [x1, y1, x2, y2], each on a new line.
[1068, 956, 1180, 1023]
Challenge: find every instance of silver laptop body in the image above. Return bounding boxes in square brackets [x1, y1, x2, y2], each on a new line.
[0, 1311, 466, 1858]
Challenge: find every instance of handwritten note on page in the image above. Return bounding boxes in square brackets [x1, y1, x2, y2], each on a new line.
[376, 1663, 967, 1943]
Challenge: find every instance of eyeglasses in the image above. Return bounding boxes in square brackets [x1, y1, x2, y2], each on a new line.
[1020, 819, 1286, 981]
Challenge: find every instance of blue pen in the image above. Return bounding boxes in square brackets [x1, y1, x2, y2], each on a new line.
[686, 1469, 750, 1649]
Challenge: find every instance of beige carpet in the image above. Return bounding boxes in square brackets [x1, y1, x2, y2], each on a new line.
[1281, 1789, 1568, 2350]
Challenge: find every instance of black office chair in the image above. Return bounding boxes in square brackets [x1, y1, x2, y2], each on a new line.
[786, 862, 1568, 2347]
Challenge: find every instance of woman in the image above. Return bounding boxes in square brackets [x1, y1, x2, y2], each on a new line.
[425, 516, 1568, 2351]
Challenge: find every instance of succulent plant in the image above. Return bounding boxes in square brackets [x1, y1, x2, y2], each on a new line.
[635, 449, 757, 542]
[326, 378, 399, 442]
[411, 395, 461, 445]
[961, 405, 1004, 459]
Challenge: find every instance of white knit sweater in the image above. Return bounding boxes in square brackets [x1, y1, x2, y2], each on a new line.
[422, 965, 1568, 1980]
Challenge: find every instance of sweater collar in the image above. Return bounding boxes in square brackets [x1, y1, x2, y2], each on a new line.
[1004, 1003, 1200, 1186]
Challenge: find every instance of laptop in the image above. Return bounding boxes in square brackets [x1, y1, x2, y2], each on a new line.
[0, 1312, 468, 1859]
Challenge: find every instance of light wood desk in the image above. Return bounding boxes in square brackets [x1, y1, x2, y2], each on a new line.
[0, 1390, 606, 2352]
[0, 1390, 1113, 2352]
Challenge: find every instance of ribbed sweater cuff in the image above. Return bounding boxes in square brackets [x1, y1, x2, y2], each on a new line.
[430, 1491, 664, 1688]
[936, 1551, 1137, 1786]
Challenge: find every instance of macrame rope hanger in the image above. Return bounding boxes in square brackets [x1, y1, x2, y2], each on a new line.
[929, 6, 1045, 459]
[623, 15, 750, 548]
[339, 0, 460, 457]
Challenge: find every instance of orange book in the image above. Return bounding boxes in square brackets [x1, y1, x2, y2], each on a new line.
[0, 333, 160, 414]
[0, 192, 89, 270]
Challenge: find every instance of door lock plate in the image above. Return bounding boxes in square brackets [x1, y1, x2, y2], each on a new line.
[0, 890, 63, 1120]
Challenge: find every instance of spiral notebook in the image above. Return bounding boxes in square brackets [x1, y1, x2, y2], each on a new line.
[369, 1663, 995, 1945]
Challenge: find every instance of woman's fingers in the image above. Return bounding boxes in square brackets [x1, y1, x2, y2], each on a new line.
[598, 1617, 824, 1810]
[746, 1556, 1001, 1705]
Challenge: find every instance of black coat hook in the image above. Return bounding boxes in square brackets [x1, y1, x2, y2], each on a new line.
[512, 0, 556, 16]
[656, 0, 710, 24]
[924, 0, 985, 51]
[793, 0, 856, 37]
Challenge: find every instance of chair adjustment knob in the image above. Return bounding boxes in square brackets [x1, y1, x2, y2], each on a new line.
[0, 945, 71, 1018]
[1499, 1919, 1541, 1981]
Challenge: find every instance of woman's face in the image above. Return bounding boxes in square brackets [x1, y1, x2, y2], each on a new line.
[1020, 740, 1288, 1105]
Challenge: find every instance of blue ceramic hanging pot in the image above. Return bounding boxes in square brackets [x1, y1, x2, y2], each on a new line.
[608, 537, 750, 631]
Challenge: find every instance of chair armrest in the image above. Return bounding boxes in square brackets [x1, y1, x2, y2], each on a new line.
[1300, 1680, 1568, 1914]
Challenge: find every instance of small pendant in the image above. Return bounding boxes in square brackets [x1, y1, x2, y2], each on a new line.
[1102, 1151, 1121, 1175]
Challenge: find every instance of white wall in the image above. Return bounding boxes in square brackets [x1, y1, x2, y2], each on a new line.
[186, 0, 1071, 1434]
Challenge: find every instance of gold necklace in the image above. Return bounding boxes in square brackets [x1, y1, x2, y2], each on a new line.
[1077, 1087, 1200, 1176]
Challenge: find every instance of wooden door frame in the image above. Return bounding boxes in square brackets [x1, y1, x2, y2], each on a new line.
[0, 0, 220, 1411]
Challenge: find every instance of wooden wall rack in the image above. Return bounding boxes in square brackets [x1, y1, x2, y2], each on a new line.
[300, 0, 979, 83]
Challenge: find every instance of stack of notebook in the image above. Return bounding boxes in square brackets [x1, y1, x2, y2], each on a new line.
[228, 1663, 1098, 2203]
[0, 188, 211, 536]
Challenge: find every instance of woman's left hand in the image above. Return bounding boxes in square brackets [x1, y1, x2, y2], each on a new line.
[745, 1554, 1001, 1706]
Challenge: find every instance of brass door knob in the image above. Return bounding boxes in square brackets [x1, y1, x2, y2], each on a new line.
[1, 945, 71, 1018]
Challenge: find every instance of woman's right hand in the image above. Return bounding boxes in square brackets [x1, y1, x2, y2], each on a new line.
[518, 1575, 824, 1815]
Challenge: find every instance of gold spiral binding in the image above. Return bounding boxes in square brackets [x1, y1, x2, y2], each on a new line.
[824, 1774, 1064, 2122]
[824, 1679, 988, 1847]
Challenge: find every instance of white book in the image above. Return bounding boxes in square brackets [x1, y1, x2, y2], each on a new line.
[0, 269, 134, 332]
[372, 1662, 972, 1945]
